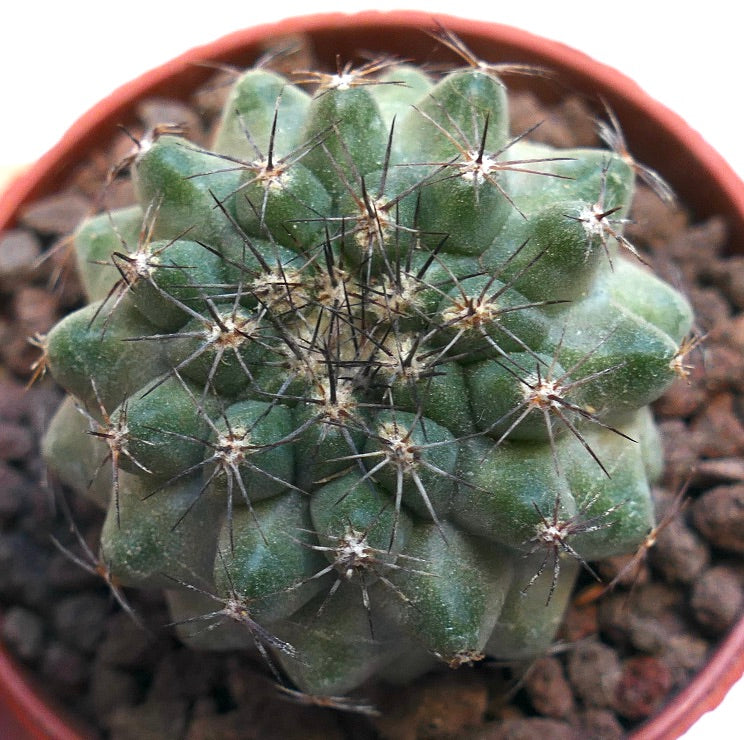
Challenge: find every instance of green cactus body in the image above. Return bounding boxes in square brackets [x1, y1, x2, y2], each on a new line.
[41, 46, 693, 699]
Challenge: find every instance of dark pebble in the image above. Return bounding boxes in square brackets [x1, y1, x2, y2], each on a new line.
[557, 600, 599, 643]
[626, 185, 689, 248]
[691, 484, 744, 554]
[191, 70, 236, 119]
[0, 531, 53, 606]
[45, 547, 101, 591]
[690, 565, 744, 634]
[96, 609, 158, 669]
[137, 98, 205, 144]
[648, 516, 710, 584]
[658, 420, 700, 487]
[147, 647, 222, 703]
[0, 420, 35, 461]
[523, 656, 575, 719]
[613, 656, 673, 721]
[659, 217, 728, 279]
[186, 710, 246, 740]
[566, 641, 621, 708]
[40, 641, 89, 695]
[463, 717, 577, 740]
[662, 633, 710, 687]
[372, 670, 488, 740]
[12, 285, 60, 336]
[1, 605, 45, 661]
[21, 382, 64, 439]
[703, 343, 744, 393]
[107, 699, 188, 740]
[0, 376, 28, 422]
[578, 708, 625, 740]
[0, 228, 42, 284]
[689, 393, 744, 457]
[97, 177, 137, 211]
[19, 192, 91, 235]
[87, 660, 141, 721]
[653, 375, 706, 419]
[597, 583, 686, 654]
[0, 461, 30, 519]
[53, 593, 109, 653]
[687, 285, 732, 332]
[723, 255, 744, 309]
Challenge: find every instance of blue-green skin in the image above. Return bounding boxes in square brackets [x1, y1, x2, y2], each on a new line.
[42, 60, 693, 697]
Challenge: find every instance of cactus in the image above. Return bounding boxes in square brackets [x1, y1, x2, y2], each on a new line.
[39, 35, 693, 700]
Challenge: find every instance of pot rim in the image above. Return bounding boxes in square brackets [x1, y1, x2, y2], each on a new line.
[1, 10, 743, 739]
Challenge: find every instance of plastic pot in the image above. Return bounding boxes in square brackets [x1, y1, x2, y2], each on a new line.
[1, 11, 742, 739]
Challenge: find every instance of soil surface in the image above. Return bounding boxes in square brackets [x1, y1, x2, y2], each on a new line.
[1, 52, 743, 740]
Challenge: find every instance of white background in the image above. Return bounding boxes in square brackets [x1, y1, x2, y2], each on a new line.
[2, 2, 742, 737]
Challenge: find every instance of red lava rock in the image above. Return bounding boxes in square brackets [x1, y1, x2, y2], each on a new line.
[691, 484, 744, 554]
[523, 656, 575, 719]
[614, 656, 673, 721]
[690, 565, 744, 634]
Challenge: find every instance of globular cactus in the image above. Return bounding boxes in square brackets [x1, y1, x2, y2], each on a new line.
[39, 34, 693, 700]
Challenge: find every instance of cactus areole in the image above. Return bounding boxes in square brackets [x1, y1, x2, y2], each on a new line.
[41, 34, 694, 698]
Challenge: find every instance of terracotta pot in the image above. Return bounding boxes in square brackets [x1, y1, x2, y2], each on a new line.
[1, 11, 742, 739]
